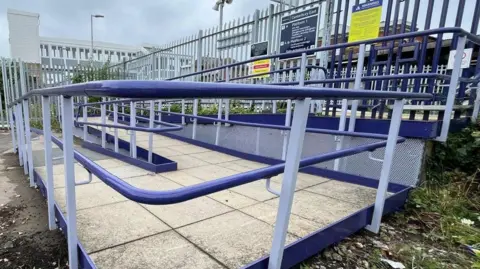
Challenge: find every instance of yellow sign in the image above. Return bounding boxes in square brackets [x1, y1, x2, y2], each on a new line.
[348, 0, 382, 42]
[251, 59, 271, 78]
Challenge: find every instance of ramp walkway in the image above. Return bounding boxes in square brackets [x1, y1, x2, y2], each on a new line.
[31, 120, 382, 268]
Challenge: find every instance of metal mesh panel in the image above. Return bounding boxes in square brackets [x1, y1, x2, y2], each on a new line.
[168, 124, 425, 187]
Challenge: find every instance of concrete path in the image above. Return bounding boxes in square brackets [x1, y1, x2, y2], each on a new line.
[31, 121, 381, 269]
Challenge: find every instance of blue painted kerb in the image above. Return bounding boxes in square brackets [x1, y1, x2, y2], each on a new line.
[83, 126, 177, 173]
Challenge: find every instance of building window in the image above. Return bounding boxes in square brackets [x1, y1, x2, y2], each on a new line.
[72, 48, 76, 59]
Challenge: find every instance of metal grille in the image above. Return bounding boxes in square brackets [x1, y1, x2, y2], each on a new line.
[169, 124, 425, 186]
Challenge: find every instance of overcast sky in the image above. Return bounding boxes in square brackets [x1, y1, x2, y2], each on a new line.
[0, 0, 270, 57]
[0, 0, 477, 58]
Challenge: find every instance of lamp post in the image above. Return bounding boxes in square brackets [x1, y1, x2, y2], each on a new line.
[90, 14, 104, 61]
[212, 0, 233, 31]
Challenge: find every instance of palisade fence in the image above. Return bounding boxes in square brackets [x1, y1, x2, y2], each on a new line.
[1, 0, 480, 127]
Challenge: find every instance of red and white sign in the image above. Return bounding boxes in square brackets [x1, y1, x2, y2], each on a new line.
[447, 48, 473, 70]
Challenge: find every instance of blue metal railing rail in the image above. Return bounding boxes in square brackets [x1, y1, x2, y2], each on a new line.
[30, 127, 402, 205]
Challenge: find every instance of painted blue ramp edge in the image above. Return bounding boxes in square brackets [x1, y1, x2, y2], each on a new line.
[159, 132, 407, 193]
[83, 126, 177, 173]
[33, 170, 96, 269]
[242, 187, 411, 269]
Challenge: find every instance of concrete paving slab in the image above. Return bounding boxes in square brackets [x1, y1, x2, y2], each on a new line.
[150, 146, 184, 157]
[55, 182, 128, 212]
[123, 174, 181, 191]
[177, 211, 298, 269]
[208, 190, 258, 209]
[240, 202, 321, 237]
[35, 168, 102, 189]
[265, 190, 364, 226]
[304, 180, 379, 205]
[216, 161, 254, 172]
[231, 180, 278, 201]
[108, 166, 152, 179]
[231, 159, 268, 170]
[167, 155, 210, 170]
[271, 173, 330, 189]
[182, 164, 238, 181]
[167, 144, 211, 154]
[160, 170, 205, 186]
[189, 151, 239, 164]
[149, 139, 187, 147]
[78, 201, 170, 253]
[143, 196, 233, 228]
[159, 169, 258, 209]
[90, 231, 224, 269]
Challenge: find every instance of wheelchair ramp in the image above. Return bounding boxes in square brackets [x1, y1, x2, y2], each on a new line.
[31, 123, 385, 268]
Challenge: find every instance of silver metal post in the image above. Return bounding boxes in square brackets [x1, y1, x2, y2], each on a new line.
[192, 99, 198, 139]
[333, 98, 348, 171]
[365, 99, 405, 233]
[268, 98, 311, 269]
[17, 104, 27, 174]
[19, 62, 34, 182]
[281, 53, 307, 160]
[148, 100, 154, 163]
[348, 43, 366, 132]
[181, 99, 186, 125]
[61, 96, 78, 269]
[113, 103, 119, 153]
[158, 100, 163, 123]
[130, 101, 137, 158]
[8, 108, 16, 153]
[22, 99, 34, 185]
[101, 98, 106, 148]
[473, 84, 480, 122]
[90, 15, 94, 60]
[215, 98, 223, 145]
[83, 96, 88, 140]
[437, 36, 466, 142]
[281, 101, 292, 160]
[42, 96, 57, 230]
[255, 127, 261, 155]
[15, 105, 23, 164]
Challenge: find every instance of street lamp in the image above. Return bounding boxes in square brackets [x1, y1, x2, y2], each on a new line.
[212, 0, 232, 31]
[90, 14, 104, 61]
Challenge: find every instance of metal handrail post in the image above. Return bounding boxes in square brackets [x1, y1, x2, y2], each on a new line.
[148, 100, 154, 162]
[42, 96, 57, 230]
[268, 53, 309, 269]
[366, 99, 405, 233]
[130, 101, 137, 158]
[61, 96, 78, 269]
[437, 35, 466, 142]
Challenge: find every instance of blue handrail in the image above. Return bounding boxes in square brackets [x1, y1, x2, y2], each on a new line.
[9, 80, 432, 107]
[80, 100, 398, 140]
[30, 127, 401, 205]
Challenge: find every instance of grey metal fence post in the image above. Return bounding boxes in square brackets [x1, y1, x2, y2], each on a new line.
[193, 30, 203, 140]
[473, 83, 480, 122]
[437, 35, 466, 142]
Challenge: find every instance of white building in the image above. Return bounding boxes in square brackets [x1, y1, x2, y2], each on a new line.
[7, 8, 146, 68]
